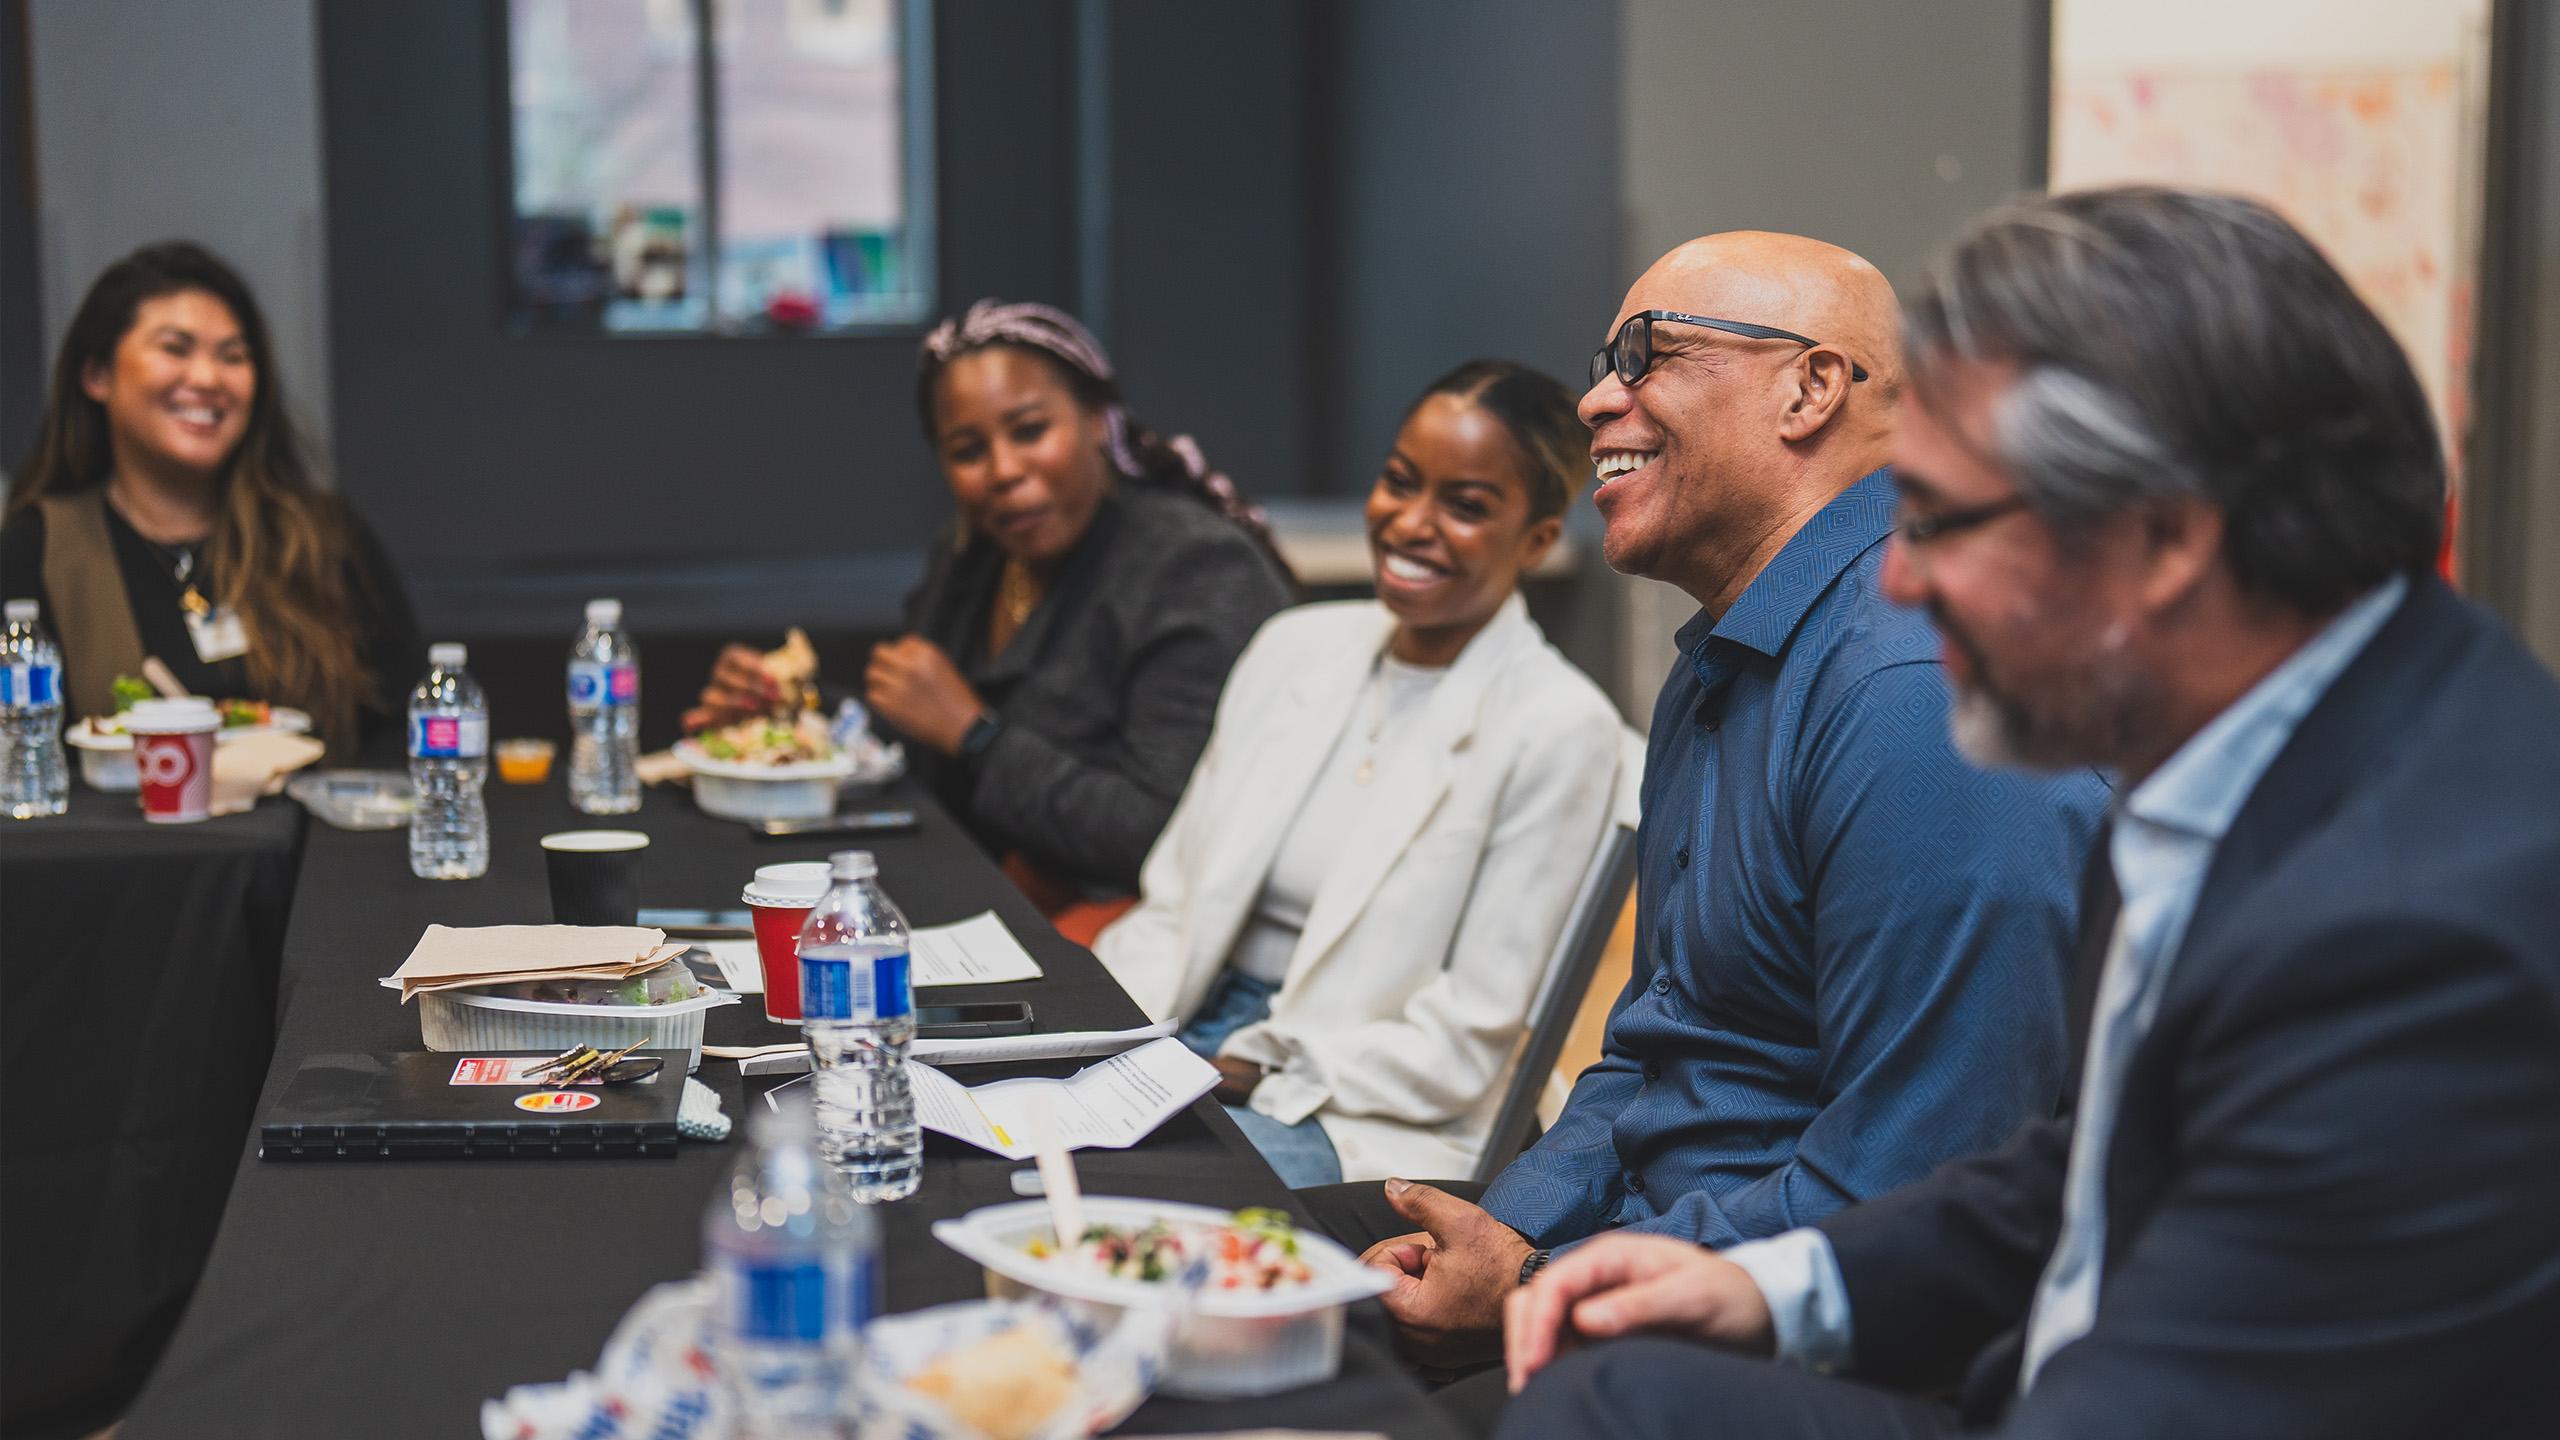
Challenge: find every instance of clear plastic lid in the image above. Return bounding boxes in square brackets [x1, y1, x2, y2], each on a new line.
[828, 849, 878, 881]
[125, 697, 221, 733]
[585, 598, 622, 626]
[743, 860, 833, 906]
[4, 599, 36, 623]
[429, 642, 468, 668]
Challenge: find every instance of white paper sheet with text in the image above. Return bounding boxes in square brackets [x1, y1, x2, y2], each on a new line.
[764, 1035, 1216, 1159]
[720, 1018, 1181, 1075]
[702, 911, 1041, 996]
[909, 910, 1044, 987]
[701, 940, 764, 993]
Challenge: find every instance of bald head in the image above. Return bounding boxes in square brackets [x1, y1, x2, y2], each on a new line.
[1583, 231, 1904, 609]
[1632, 231, 1903, 402]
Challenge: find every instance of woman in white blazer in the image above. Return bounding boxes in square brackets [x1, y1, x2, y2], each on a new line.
[1096, 361, 1632, 1186]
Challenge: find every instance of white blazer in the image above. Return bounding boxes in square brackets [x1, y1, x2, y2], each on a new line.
[1095, 594, 1636, 1182]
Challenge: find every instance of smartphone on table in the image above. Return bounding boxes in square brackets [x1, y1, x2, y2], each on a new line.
[756, 809, 920, 839]
[913, 1001, 1035, 1038]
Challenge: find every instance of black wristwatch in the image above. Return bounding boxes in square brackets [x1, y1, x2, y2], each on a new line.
[954, 711, 1005, 767]
[1518, 1248, 1554, 1286]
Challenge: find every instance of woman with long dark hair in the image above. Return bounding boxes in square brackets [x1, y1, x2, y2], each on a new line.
[1, 241, 420, 758]
[688, 301, 1293, 938]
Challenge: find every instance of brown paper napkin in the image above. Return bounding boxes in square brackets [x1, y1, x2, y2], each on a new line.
[398, 944, 691, 1000]
[391, 924, 675, 1002]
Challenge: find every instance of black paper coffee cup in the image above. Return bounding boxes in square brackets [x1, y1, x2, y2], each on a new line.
[540, 830, 650, 926]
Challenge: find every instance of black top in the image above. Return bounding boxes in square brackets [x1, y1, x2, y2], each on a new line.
[903, 484, 1293, 894]
[0, 495, 424, 747]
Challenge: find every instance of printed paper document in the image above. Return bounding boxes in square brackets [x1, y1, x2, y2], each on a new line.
[701, 910, 1041, 995]
[765, 1036, 1216, 1159]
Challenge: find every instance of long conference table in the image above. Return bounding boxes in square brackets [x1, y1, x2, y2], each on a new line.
[116, 777, 1459, 1439]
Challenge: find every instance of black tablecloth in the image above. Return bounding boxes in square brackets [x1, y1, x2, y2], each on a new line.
[114, 778, 1454, 1439]
[0, 789, 309, 1440]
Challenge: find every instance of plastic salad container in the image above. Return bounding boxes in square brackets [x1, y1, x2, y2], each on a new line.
[389, 962, 737, 1073]
[287, 770, 416, 829]
[671, 740, 856, 823]
[71, 706, 312, 793]
[931, 1197, 1392, 1399]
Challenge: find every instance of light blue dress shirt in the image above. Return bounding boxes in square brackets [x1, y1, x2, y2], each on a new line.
[1728, 574, 2407, 1383]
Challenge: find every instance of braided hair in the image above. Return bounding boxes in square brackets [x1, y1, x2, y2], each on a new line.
[916, 301, 1280, 563]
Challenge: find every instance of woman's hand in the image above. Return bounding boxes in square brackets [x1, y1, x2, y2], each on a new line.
[864, 636, 986, 756]
[680, 643, 782, 733]
[1210, 1055, 1265, 1104]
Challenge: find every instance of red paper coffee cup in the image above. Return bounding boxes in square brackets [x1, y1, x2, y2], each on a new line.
[742, 862, 831, 1022]
[128, 699, 220, 824]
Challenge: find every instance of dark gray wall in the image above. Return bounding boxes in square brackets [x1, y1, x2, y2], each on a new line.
[320, 0, 1076, 606]
[26, 0, 331, 457]
[1620, 0, 2049, 290]
[1, 0, 39, 483]
[1307, 0, 1624, 495]
[1093, 0, 1311, 499]
[321, 0, 1624, 638]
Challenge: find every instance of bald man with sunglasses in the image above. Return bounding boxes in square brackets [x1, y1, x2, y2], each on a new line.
[1296, 234, 2107, 1429]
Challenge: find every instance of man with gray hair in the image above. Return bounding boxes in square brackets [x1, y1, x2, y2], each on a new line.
[1496, 186, 2560, 1438]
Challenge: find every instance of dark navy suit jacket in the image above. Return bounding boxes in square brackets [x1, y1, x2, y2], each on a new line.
[1818, 577, 2560, 1438]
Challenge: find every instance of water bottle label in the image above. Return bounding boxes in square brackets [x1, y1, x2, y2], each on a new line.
[0, 663, 55, 707]
[737, 1259, 829, 1343]
[569, 662, 638, 708]
[726, 1252, 873, 1342]
[799, 950, 912, 1022]
[410, 714, 489, 759]
[847, 1250, 879, 1329]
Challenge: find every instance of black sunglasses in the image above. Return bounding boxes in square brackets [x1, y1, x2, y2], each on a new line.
[1591, 310, 1871, 389]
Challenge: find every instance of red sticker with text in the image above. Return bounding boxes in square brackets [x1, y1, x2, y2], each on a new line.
[514, 1091, 601, 1114]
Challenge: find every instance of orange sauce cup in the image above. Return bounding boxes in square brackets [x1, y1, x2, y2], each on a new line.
[495, 738, 557, 785]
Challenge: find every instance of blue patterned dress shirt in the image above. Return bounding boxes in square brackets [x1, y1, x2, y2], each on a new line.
[1480, 470, 2109, 1251]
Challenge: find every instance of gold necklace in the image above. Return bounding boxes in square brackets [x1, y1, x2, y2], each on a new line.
[996, 562, 1041, 629]
[1353, 663, 1391, 786]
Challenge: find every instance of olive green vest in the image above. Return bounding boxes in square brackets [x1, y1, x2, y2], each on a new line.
[37, 490, 148, 723]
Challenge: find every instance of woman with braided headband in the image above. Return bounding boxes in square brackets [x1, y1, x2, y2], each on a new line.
[687, 301, 1293, 938]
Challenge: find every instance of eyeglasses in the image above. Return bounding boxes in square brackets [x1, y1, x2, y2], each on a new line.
[1590, 310, 1871, 390]
[1892, 495, 2031, 546]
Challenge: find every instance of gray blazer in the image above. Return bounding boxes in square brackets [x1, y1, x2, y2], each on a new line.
[904, 485, 1293, 893]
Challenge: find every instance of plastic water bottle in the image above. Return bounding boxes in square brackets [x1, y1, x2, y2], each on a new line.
[407, 642, 489, 879]
[704, 1093, 877, 1439]
[567, 597, 640, 814]
[0, 599, 69, 819]
[797, 850, 921, 1202]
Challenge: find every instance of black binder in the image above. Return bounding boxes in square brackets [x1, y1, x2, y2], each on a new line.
[258, 1051, 685, 1160]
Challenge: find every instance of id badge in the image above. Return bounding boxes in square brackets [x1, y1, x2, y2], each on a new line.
[186, 605, 251, 663]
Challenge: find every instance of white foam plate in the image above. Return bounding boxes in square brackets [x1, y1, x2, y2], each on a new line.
[932, 1197, 1391, 1398]
[67, 706, 312, 751]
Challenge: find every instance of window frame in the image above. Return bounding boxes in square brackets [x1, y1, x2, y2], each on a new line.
[494, 0, 938, 340]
